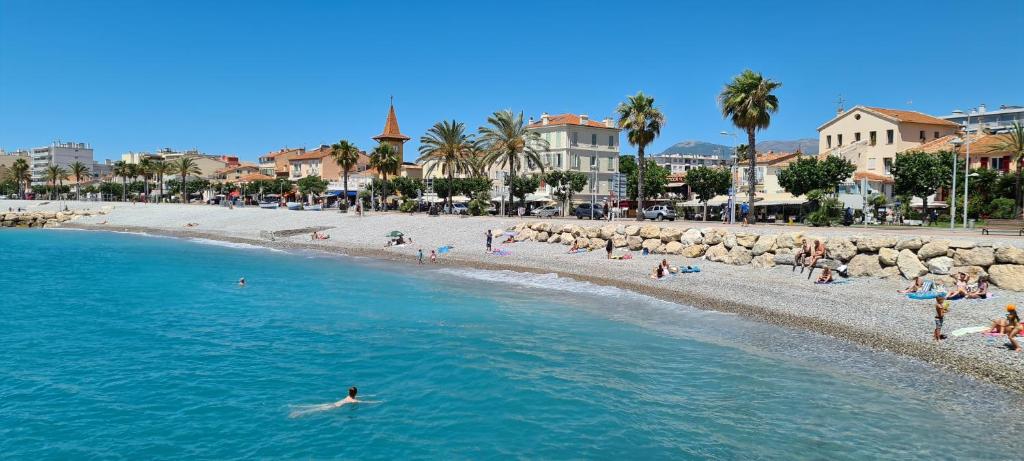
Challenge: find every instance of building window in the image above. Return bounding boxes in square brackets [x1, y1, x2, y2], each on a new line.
[838, 134, 843, 146]
[557, 154, 562, 168]
[607, 157, 614, 170]
[886, 129, 894, 144]
[827, 135, 832, 149]
[919, 130, 926, 141]
[608, 135, 614, 148]
[572, 132, 578, 146]
[573, 155, 580, 169]
[869, 131, 877, 146]
[867, 158, 876, 170]
[591, 134, 597, 146]
[934, 131, 940, 139]
[589, 156, 597, 169]
[883, 158, 893, 174]
[855, 132, 862, 142]
[991, 157, 1004, 170]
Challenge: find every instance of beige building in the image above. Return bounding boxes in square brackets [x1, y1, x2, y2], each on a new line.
[258, 147, 306, 178]
[214, 164, 261, 182]
[817, 106, 959, 197]
[524, 113, 621, 202]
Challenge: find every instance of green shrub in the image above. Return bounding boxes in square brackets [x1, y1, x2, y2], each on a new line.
[468, 198, 488, 216]
[399, 200, 417, 213]
[990, 198, 1015, 218]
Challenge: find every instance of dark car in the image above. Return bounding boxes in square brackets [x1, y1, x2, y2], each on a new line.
[574, 203, 605, 220]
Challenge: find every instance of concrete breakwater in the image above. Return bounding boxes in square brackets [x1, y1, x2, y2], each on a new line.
[507, 221, 1024, 292]
[1, 209, 107, 228]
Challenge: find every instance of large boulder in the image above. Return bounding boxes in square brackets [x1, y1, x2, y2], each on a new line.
[599, 225, 618, 240]
[895, 237, 926, 251]
[773, 251, 797, 266]
[534, 222, 551, 233]
[751, 235, 777, 256]
[847, 254, 882, 277]
[560, 232, 575, 245]
[723, 233, 738, 249]
[537, 231, 549, 242]
[639, 224, 662, 239]
[514, 229, 534, 242]
[626, 236, 643, 250]
[681, 228, 703, 245]
[576, 237, 591, 248]
[612, 235, 627, 248]
[546, 233, 559, 243]
[705, 244, 729, 263]
[624, 225, 640, 236]
[659, 227, 683, 243]
[926, 256, 955, 275]
[728, 246, 753, 265]
[585, 227, 600, 239]
[856, 236, 897, 253]
[879, 266, 902, 279]
[996, 246, 1024, 265]
[952, 265, 988, 280]
[917, 240, 950, 260]
[897, 249, 929, 278]
[701, 228, 724, 246]
[751, 253, 776, 269]
[588, 237, 606, 251]
[735, 233, 758, 248]
[988, 265, 1024, 291]
[560, 224, 574, 234]
[642, 238, 662, 252]
[953, 247, 995, 267]
[825, 237, 857, 262]
[775, 232, 803, 249]
[681, 244, 706, 258]
[664, 241, 684, 255]
[948, 240, 976, 249]
[878, 247, 899, 267]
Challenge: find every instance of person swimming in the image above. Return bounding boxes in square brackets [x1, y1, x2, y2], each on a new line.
[238, 277, 246, 287]
[288, 386, 380, 418]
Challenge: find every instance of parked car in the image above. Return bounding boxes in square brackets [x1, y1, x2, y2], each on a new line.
[533, 205, 561, 217]
[574, 203, 605, 220]
[642, 205, 677, 221]
[445, 203, 468, 215]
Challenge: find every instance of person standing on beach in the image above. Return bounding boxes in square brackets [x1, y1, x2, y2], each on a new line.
[603, 202, 610, 221]
[933, 295, 949, 341]
[606, 238, 613, 259]
[486, 230, 493, 253]
[418, 249, 424, 265]
[430, 250, 437, 263]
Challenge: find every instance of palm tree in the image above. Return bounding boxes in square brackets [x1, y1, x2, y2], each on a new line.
[616, 92, 665, 220]
[112, 161, 130, 201]
[10, 158, 30, 199]
[44, 165, 68, 200]
[418, 120, 476, 212]
[369, 142, 400, 210]
[987, 122, 1024, 214]
[479, 110, 548, 214]
[151, 159, 172, 203]
[138, 157, 155, 201]
[69, 161, 91, 200]
[172, 157, 202, 204]
[331, 140, 361, 207]
[719, 69, 782, 224]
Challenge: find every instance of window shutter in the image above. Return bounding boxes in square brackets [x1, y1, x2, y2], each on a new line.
[980, 157, 989, 169]
[1002, 156, 1011, 173]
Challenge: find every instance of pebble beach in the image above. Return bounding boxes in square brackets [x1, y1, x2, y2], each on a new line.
[7, 200, 1023, 392]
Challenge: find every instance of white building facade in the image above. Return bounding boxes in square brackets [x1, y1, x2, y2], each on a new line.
[30, 141, 94, 185]
[653, 153, 728, 174]
[519, 113, 621, 203]
[941, 104, 1023, 134]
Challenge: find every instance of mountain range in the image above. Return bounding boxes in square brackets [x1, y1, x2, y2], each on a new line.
[656, 138, 818, 158]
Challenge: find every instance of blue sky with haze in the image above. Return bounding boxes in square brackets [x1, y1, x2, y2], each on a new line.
[1, 0, 1021, 161]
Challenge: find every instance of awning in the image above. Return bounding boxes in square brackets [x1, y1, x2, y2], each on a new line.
[324, 190, 342, 197]
[524, 193, 552, 202]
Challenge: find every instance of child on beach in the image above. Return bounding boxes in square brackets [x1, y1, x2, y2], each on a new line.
[815, 267, 834, 284]
[1006, 305, 1021, 352]
[418, 249, 424, 265]
[486, 230, 492, 253]
[430, 250, 437, 264]
[933, 295, 950, 341]
[606, 239, 614, 259]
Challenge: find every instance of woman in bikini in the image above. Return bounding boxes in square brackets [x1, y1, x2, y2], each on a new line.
[947, 273, 970, 300]
[815, 266, 834, 284]
[899, 276, 924, 294]
[967, 275, 990, 299]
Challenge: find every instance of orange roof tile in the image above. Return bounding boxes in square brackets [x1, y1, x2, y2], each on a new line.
[262, 148, 305, 159]
[754, 151, 801, 165]
[864, 107, 959, 127]
[373, 104, 410, 141]
[238, 173, 275, 182]
[289, 146, 333, 161]
[528, 114, 617, 129]
[853, 171, 894, 184]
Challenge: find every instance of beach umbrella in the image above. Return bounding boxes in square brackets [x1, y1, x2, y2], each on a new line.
[386, 231, 404, 237]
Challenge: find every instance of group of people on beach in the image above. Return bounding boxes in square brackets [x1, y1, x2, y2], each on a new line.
[792, 237, 827, 278]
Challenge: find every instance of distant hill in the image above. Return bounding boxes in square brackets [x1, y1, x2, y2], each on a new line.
[756, 138, 818, 155]
[656, 138, 819, 158]
[658, 141, 732, 158]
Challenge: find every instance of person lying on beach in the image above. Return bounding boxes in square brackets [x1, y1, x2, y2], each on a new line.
[815, 267, 834, 284]
[967, 275, 990, 299]
[946, 273, 969, 300]
[650, 264, 665, 279]
[185, 222, 199, 227]
[503, 235, 514, 244]
[567, 241, 580, 253]
[311, 231, 330, 240]
[899, 277, 924, 294]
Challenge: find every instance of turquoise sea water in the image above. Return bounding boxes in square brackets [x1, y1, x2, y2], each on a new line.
[2, 229, 1022, 460]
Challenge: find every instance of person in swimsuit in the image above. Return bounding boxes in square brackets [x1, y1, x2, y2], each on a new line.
[238, 277, 246, 287]
[650, 264, 665, 279]
[1006, 305, 1022, 352]
[934, 295, 949, 341]
[804, 240, 826, 277]
[967, 275, 989, 299]
[815, 267, 834, 284]
[947, 273, 970, 300]
[793, 238, 812, 272]
[899, 276, 924, 294]
[606, 238, 614, 259]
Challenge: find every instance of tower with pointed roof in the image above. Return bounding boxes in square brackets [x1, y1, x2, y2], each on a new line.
[372, 97, 411, 163]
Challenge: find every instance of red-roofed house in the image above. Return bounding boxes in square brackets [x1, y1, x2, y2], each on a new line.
[523, 112, 621, 202]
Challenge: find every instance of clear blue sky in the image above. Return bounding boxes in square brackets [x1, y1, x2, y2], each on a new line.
[2, 0, 1021, 161]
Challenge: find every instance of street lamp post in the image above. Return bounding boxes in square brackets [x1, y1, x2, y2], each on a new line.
[962, 109, 976, 229]
[720, 131, 739, 225]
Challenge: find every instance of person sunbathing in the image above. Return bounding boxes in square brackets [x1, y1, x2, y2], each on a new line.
[967, 275, 990, 299]
[815, 267, 834, 284]
[503, 235, 514, 244]
[947, 273, 970, 300]
[650, 264, 665, 279]
[567, 241, 580, 253]
[899, 276, 924, 294]
[660, 259, 679, 274]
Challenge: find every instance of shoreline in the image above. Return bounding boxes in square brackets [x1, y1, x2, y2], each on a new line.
[63, 221, 1024, 393]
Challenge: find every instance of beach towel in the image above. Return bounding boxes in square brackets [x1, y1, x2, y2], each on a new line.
[569, 249, 588, 254]
[679, 266, 701, 273]
[951, 326, 990, 337]
[907, 291, 945, 300]
[437, 245, 452, 254]
[491, 249, 511, 256]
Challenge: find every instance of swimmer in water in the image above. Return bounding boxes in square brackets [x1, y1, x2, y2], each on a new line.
[238, 277, 246, 287]
[288, 386, 381, 418]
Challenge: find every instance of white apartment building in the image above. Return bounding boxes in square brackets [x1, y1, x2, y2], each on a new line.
[941, 104, 1023, 134]
[30, 141, 94, 185]
[653, 153, 728, 174]
[521, 113, 621, 202]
